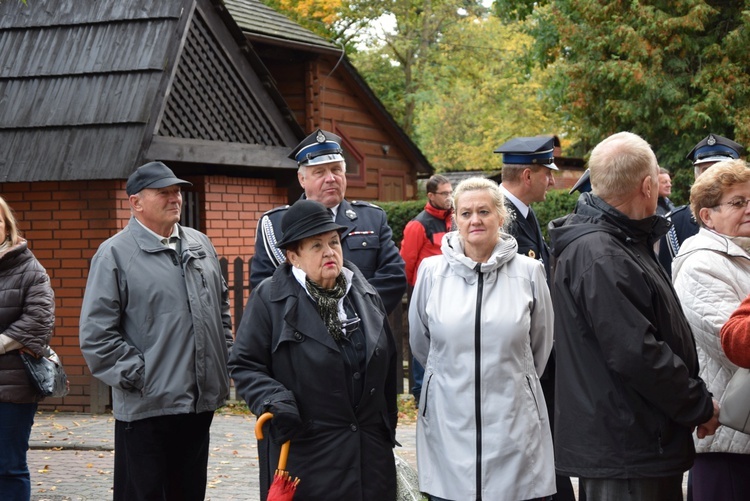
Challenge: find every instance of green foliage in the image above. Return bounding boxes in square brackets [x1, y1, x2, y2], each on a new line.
[531, 189, 579, 240]
[377, 199, 426, 247]
[413, 15, 564, 172]
[526, 0, 750, 202]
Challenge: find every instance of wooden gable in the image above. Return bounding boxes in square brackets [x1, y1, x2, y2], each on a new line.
[224, 0, 434, 202]
[0, 0, 301, 183]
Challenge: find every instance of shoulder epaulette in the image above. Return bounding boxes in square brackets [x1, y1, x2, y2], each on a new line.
[351, 200, 384, 211]
[666, 205, 689, 219]
[263, 204, 290, 216]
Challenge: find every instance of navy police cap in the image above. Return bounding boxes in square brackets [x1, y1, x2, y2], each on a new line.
[494, 136, 559, 170]
[289, 129, 345, 167]
[687, 133, 744, 165]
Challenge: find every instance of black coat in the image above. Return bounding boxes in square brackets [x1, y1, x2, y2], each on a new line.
[549, 194, 714, 478]
[229, 261, 397, 501]
[657, 205, 699, 277]
[505, 201, 551, 281]
[250, 198, 406, 314]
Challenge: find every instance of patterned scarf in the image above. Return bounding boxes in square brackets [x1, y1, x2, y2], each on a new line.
[306, 273, 347, 341]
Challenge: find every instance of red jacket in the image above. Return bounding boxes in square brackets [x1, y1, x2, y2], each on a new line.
[400, 202, 454, 286]
[721, 294, 750, 368]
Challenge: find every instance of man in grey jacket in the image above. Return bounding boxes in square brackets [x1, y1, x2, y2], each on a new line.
[79, 162, 233, 501]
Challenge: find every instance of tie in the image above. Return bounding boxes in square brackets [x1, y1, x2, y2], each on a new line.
[526, 209, 544, 248]
[327, 208, 335, 221]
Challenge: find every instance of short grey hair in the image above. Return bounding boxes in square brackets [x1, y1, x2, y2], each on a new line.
[589, 131, 658, 200]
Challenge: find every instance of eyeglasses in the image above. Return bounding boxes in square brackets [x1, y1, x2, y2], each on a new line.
[432, 191, 453, 197]
[713, 198, 750, 210]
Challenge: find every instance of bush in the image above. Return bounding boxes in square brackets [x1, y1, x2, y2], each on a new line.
[378, 189, 578, 245]
[532, 189, 580, 240]
[377, 199, 426, 247]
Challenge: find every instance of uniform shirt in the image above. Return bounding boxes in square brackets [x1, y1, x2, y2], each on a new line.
[251, 197, 406, 314]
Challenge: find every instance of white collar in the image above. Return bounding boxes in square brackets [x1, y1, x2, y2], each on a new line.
[135, 218, 180, 246]
[499, 184, 529, 218]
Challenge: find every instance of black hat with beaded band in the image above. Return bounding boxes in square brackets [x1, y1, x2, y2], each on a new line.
[687, 133, 744, 166]
[494, 136, 559, 171]
[276, 199, 348, 249]
[126, 161, 192, 196]
[289, 129, 345, 167]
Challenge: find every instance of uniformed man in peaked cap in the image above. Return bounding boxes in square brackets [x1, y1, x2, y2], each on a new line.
[658, 133, 745, 276]
[250, 129, 406, 314]
[495, 135, 557, 280]
[495, 136, 577, 501]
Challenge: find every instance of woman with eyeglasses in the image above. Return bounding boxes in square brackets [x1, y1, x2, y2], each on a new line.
[229, 199, 398, 501]
[673, 159, 750, 501]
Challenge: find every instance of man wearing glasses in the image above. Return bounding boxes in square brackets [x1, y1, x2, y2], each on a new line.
[400, 174, 454, 405]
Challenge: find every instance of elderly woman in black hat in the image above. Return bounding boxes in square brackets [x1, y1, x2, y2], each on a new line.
[229, 199, 398, 501]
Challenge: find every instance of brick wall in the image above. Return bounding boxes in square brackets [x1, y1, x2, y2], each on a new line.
[2, 175, 288, 412]
[201, 175, 287, 317]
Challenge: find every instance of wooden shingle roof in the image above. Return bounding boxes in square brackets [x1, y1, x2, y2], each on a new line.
[0, 0, 300, 183]
[224, 0, 434, 177]
[223, 0, 337, 52]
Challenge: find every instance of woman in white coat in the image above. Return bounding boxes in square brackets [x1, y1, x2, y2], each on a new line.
[673, 159, 750, 501]
[409, 177, 555, 501]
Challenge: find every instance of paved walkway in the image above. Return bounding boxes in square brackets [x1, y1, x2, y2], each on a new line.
[27, 410, 417, 501]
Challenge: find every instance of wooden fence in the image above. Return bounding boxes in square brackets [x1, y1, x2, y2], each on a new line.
[220, 257, 412, 395]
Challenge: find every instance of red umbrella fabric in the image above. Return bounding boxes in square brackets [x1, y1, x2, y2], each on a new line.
[255, 412, 300, 501]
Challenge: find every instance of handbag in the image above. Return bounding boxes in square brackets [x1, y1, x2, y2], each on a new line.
[719, 367, 750, 434]
[19, 346, 69, 398]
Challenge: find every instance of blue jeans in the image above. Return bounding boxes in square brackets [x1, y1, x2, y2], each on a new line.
[0, 401, 38, 501]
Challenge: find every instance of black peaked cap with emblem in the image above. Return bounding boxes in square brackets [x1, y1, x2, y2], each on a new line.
[687, 133, 744, 165]
[494, 136, 559, 170]
[289, 129, 345, 167]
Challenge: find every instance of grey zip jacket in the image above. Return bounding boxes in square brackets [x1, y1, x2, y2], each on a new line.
[79, 217, 232, 421]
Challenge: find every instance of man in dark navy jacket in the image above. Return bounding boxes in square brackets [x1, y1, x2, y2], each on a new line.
[496, 136, 576, 500]
[250, 129, 406, 314]
[658, 133, 744, 276]
[495, 136, 557, 281]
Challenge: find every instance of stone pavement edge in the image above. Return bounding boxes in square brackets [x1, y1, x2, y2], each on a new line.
[27, 409, 418, 501]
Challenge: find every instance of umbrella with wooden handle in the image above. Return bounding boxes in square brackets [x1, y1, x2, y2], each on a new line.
[255, 412, 300, 500]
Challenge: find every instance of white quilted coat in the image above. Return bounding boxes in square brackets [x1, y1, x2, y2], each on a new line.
[673, 228, 750, 453]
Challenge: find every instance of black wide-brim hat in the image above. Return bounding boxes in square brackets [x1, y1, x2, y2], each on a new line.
[276, 199, 347, 249]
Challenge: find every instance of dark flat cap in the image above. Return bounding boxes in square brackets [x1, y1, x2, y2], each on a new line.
[289, 129, 345, 167]
[126, 162, 192, 195]
[276, 199, 347, 249]
[569, 169, 591, 194]
[687, 134, 744, 165]
[494, 136, 559, 170]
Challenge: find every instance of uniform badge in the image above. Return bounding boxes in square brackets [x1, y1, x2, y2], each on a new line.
[316, 130, 326, 143]
[707, 134, 716, 146]
[345, 209, 358, 221]
[528, 249, 536, 259]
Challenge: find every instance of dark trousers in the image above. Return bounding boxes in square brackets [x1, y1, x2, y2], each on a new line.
[690, 452, 750, 501]
[580, 476, 683, 501]
[114, 411, 214, 501]
[0, 401, 37, 501]
[411, 357, 425, 402]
